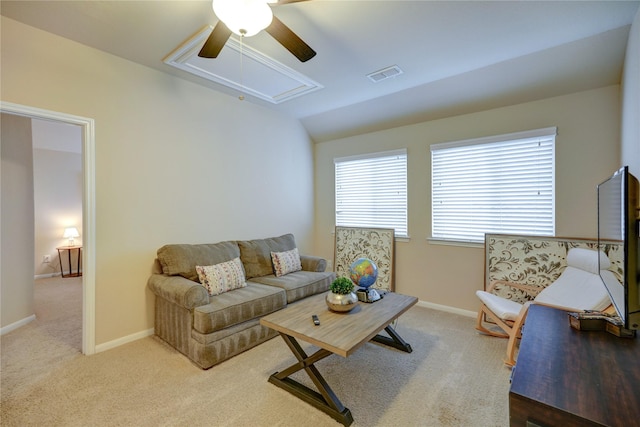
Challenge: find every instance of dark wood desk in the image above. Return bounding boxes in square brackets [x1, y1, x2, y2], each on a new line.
[509, 304, 640, 427]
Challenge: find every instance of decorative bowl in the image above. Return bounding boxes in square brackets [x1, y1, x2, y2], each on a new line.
[326, 291, 358, 312]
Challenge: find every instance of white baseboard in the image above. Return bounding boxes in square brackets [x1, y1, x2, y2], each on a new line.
[416, 300, 476, 318]
[34, 273, 62, 280]
[35, 273, 83, 280]
[95, 328, 155, 354]
[1, 314, 36, 336]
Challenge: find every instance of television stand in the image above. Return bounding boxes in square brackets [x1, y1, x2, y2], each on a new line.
[509, 304, 640, 426]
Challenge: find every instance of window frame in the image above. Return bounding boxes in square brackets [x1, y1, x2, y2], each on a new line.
[430, 127, 557, 245]
[334, 149, 408, 238]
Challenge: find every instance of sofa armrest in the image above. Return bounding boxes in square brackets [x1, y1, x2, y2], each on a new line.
[147, 274, 209, 310]
[300, 255, 327, 272]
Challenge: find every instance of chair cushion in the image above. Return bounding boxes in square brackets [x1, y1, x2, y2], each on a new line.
[192, 283, 286, 334]
[476, 290, 524, 321]
[534, 266, 611, 311]
[566, 247, 610, 274]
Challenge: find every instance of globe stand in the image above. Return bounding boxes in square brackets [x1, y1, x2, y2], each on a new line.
[356, 287, 382, 303]
[350, 257, 381, 303]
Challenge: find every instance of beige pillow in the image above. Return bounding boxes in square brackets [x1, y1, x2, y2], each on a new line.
[271, 248, 302, 277]
[195, 257, 246, 296]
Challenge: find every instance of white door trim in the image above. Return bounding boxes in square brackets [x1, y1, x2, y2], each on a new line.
[1, 101, 96, 355]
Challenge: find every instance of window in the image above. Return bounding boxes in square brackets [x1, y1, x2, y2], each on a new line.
[431, 127, 556, 244]
[335, 149, 408, 237]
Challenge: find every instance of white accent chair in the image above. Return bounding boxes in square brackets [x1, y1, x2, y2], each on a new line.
[476, 247, 613, 366]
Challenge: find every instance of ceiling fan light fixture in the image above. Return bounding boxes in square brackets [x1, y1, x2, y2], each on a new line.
[212, 0, 273, 37]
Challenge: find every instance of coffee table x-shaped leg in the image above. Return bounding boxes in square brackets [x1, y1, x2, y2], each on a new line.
[268, 325, 413, 426]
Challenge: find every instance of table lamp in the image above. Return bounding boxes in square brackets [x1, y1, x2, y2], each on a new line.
[63, 227, 80, 246]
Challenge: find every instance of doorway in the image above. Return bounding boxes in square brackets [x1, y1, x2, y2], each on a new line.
[0, 101, 96, 355]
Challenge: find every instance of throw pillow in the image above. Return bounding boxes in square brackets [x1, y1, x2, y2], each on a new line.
[271, 248, 302, 277]
[195, 257, 246, 296]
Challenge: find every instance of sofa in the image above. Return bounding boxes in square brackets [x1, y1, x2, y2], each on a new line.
[148, 233, 335, 369]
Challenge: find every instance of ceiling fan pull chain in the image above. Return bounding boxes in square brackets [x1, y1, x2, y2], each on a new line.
[239, 31, 245, 101]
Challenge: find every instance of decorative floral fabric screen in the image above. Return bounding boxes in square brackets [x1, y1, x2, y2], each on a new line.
[486, 233, 623, 303]
[334, 226, 395, 292]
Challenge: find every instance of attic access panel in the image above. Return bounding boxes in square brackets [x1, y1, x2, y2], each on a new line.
[164, 27, 323, 104]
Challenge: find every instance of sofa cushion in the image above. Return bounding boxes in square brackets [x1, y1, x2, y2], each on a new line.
[192, 283, 286, 334]
[250, 271, 334, 303]
[238, 234, 297, 279]
[157, 241, 240, 282]
[271, 248, 302, 277]
[196, 257, 246, 296]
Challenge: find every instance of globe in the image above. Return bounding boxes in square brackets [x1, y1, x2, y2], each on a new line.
[349, 258, 378, 289]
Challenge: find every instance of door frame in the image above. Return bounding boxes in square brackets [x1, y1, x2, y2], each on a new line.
[1, 101, 96, 355]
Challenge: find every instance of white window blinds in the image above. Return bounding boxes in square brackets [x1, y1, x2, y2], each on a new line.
[335, 149, 408, 237]
[431, 128, 556, 243]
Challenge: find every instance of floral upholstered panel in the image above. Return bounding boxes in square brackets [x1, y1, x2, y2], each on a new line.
[334, 226, 395, 292]
[485, 234, 623, 304]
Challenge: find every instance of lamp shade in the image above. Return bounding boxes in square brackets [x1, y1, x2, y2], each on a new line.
[213, 0, 273, 37]
[63, 227, 80, 239]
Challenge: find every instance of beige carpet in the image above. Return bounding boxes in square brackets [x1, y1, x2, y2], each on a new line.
[1, 277, 511, 426]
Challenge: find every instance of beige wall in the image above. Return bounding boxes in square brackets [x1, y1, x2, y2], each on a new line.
[1, 17, 315, 345]
[1, 113, 35, 327]
[314, 85, 621, 312]
[2, 11, 636, 344]
[33, 148, 83, 277]
[622, 8, 640, 175]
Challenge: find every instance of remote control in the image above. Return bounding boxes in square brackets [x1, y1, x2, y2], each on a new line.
[312, 314, 320, 326]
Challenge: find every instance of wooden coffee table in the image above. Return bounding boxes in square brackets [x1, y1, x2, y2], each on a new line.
[260, 291, 417, 426]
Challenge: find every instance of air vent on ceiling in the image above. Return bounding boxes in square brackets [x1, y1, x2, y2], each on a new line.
[367, 65, 403, 83]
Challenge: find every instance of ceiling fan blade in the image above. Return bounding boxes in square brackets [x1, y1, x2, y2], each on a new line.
[273, 0, 309, 5]
[265, 16, 316, 62]
[198, 21, 232, 58]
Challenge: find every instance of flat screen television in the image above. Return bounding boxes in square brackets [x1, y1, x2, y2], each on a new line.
[597, 166, 640, 330]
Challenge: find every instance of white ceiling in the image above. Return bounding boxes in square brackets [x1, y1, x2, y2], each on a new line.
[2, 0, 639, 142]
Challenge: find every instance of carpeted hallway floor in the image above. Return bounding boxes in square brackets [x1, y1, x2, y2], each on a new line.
[1, 277, 511, 426]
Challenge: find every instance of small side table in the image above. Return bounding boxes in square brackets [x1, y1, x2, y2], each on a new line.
[56, 245, 82, 278]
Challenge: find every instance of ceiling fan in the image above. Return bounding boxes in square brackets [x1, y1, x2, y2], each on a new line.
[198, 0, 316, 62]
